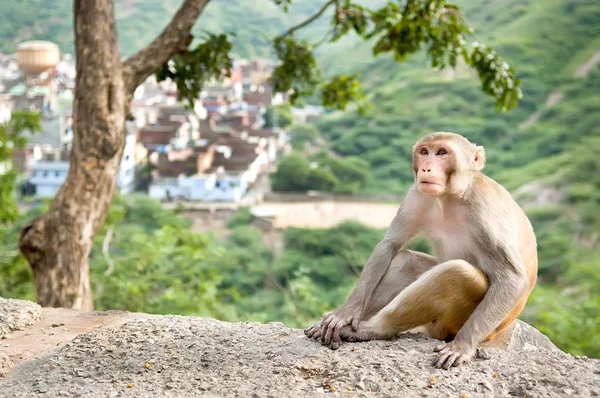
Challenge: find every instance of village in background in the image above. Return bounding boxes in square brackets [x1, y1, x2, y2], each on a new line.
[0, 40, 326, 208]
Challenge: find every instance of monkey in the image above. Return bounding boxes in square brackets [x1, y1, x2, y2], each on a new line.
[304, 132, 538, 370]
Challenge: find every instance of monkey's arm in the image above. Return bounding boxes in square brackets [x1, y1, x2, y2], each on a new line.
[316, 199, 420, 348]
[434, 246, 529, 369]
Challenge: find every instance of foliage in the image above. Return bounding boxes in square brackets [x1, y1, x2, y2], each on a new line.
[522, 285, 600, 358]
[271, 151, 370, 193]
[288, 123, 319, 146]
[155, 32, 234, 108]
[306, 167, 339, 191]
[269, 37, 321, 104]
[270, 153, 310, 191]
[321, 74, 368, 113]
[1, 196, 238, 319]
[0, 111, 41, 223]
[263, 105, 294, 128]
[227, 207, 255, 228]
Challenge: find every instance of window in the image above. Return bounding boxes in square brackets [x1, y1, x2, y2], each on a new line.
[42, 171, 48, 178]
[55, 171, 60, 177]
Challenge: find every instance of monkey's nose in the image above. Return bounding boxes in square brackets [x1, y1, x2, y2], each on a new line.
[422, 168, 431, 172]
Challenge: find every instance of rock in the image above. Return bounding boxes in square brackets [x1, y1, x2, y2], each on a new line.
[0, 301, 598, 397]
[0, 297, 42, 339]
[0, 352, 12, 378]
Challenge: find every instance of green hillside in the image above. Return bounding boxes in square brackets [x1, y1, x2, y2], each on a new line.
[0, 0, 323, 58]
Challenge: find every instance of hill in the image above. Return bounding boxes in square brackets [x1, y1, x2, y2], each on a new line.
[0, 0, 325, 58]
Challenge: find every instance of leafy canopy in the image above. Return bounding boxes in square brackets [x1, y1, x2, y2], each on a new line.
[157, 0, 522, 113]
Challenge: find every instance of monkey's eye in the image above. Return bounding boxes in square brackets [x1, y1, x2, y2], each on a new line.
[420, 148, 428, 155]
[436, 148, 448, 155]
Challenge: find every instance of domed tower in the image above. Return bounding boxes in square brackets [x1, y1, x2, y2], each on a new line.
[16, 40, 60, 86]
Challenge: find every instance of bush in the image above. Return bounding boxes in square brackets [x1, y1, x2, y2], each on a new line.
[270, 153, 310, 191]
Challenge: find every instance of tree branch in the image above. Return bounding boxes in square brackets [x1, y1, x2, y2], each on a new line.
[123, 0, 211, 93]
[275, 0, 337, 41]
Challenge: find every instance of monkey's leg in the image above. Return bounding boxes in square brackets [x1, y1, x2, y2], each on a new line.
[360, 249, 437, 319]
[305, 250, 436, 341]
[340, 259, 488, 342]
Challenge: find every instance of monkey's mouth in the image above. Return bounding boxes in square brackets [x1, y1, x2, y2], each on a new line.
[419, 180, 440, 185]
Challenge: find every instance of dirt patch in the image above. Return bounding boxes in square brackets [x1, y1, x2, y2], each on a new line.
[0, 307, 125, 377]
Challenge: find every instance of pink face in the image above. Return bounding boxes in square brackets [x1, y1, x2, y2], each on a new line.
[413, 141, 456, 196]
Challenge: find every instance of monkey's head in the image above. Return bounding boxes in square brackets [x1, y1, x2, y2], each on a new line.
[412, 132, 486, 197]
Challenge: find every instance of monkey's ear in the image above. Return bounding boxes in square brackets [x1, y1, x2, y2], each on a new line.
[472, 146, 486, 171]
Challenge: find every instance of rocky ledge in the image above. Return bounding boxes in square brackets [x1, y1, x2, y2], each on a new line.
[0, 298, 598, 397]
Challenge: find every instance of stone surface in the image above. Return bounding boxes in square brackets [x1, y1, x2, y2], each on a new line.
[0, 297, 41, 339]
[0, 311, 598, 397]
[0, 297, 42, 377]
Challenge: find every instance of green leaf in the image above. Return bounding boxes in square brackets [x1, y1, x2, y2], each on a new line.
[268, 37, 320, 104]
[155, 32, 235, 108]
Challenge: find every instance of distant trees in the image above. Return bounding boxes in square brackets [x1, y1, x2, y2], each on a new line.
[271, 152, 369, 194]
[289, 124, 319, 147]
[263, 105, 294, 129]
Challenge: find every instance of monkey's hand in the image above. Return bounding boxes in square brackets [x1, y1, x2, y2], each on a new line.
[432, 340, 475, 370]
[318, 305, 362, 350]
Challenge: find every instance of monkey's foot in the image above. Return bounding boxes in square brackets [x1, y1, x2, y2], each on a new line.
[339, 326, 387, 343]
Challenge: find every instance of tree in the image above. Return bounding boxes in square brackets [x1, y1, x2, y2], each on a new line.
[271, 154, 311, 191]
[289, 124, 319, 147]
[263, 105, 294, 129]
[307, 168, 340, 192]
[18, 0, 522, 311]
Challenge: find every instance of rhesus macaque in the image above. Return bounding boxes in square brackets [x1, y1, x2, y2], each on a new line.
[304, 132, 538, 370]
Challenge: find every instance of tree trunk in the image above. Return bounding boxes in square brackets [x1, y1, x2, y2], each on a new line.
[19, 0, 126, 311]
[18, 0, 210, 311]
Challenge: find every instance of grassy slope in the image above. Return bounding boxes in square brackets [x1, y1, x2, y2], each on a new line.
[0, 0, 323, 58]
[315, 0, 600, 190]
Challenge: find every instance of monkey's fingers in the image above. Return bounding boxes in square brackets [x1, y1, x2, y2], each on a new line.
[327, 322, 345, 349]
[321, 313, 334, 331]
[441, 353, 461, 370]
[310, 328, 322, 340]
[433, 342, 447, 352]
[351, 317, 359, 332]
[432, 348, 452, 368]
[328, 337, 341, 350]
[322, 319, 343, 345]
[304, 323, 322, 340]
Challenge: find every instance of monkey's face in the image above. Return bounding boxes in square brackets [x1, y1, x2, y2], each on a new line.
[412, 140, 457, 196]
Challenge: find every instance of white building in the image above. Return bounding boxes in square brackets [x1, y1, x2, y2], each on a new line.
[148, 148, 268, 202]
[28, 160, 69, 197]
[27, 133, 137, 197]
[0, 95, 12, 123]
